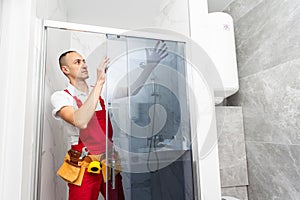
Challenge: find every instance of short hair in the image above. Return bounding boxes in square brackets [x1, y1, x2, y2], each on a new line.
[58, 50, 76, 69]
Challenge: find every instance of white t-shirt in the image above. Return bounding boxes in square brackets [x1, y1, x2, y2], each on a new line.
[51, 83, 103, 146]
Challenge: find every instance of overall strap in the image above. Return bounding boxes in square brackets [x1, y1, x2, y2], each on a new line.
[99, 97, 106, 110]
[64, 89, 83, 108]
[64, 89, 105, 110]
[64, 89, 85, 151]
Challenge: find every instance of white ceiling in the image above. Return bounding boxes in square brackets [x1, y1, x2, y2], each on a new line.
[207, 0, 234, 12]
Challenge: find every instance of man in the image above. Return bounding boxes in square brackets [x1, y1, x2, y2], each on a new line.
[51, 41, 168, 199]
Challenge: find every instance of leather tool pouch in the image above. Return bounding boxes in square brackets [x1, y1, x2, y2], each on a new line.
[57, 149, 86, 186]
[98, 152, 122, 183]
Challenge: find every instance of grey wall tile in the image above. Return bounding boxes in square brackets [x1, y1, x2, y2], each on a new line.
[246, 142, 300, 200]
[223, 0, 263, 22]
[222, 186, 248, 200]
[228, 58, 300, 145]
[232, 0, 300, 78]
[225, 0, 300, 198]
[217, 107, 248, 187]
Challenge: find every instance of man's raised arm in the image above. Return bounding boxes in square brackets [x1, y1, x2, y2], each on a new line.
[57, 57, 110, 129]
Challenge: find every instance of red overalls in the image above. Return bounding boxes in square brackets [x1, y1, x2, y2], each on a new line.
[64, 89, 124, 200]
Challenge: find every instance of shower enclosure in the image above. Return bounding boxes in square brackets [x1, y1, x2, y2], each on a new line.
[37, 20, 197, 200]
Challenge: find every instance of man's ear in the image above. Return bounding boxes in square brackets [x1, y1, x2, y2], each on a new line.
[61, 65, 70, 75]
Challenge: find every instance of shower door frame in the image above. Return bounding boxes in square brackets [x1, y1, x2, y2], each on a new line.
[34, 19, 200, 200]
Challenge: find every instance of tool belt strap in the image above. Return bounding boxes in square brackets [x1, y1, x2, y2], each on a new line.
[57, 149, 121, 185]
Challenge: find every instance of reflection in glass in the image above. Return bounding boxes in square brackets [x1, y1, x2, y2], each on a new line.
[107, 35, 194, 199]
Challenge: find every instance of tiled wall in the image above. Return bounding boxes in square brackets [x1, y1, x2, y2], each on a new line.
[223, 0, 300, 199]
[217, 106, 248, 200]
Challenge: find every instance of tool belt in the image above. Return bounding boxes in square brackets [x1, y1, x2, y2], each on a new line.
[57, 149, 121, 186]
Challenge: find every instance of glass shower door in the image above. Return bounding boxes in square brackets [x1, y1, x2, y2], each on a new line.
[106, 34, 194, 200]
[39, 21, 195, 199]
[41, 26, 111, 199]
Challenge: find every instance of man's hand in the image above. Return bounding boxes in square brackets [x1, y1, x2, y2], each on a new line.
[111, 41, 169, 99]
[146, 40, 168, 67]
[97, 56, 110, 85]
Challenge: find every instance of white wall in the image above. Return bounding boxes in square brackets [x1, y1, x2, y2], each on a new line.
[0, 0, 37, 199]
[0, 0, 3, 44]
[36, 0, 67, 22]
[0, 0, 70, 199]
[153, 0, 190, 36]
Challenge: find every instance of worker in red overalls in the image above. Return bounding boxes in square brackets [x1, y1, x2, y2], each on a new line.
[51, 41, 168, 200]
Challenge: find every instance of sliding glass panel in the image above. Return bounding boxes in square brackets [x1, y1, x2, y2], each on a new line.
[41, 27, 108, 200]
[106, 35, 194, 200]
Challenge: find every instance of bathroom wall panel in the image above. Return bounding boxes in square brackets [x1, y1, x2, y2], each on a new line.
[229, 0, 300, 78]
[37, 0, 67, 21]
[154, 0, 190, 36]
[216, 106, 248, 187]
[228, 58, 300, 145]
[222, 0, 263, 22]
[221, 186, 248, 200]
[225, 0, 300, 199]
[246, 142, 300, 199]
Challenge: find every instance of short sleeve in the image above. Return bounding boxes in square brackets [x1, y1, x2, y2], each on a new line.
[51, 91, 74, 120]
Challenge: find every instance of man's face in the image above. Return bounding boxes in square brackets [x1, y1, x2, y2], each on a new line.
[64, 52, 89, 80]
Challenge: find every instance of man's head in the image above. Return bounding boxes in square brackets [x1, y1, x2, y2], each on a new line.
[59, 51, 89, 82]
